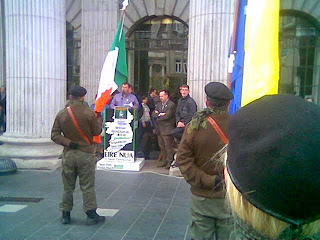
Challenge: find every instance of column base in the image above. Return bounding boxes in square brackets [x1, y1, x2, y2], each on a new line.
[0, 134, 63, 170]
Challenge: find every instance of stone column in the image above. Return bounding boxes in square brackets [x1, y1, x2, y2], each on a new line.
[161, 65, 165, 77]
[188, 0, 235, 109]
[0, 0, 66, 169]
[81, 0, 118, 106]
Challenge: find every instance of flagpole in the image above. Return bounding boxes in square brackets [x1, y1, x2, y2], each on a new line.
[119, 9, 127, 41]
[227, 0, 240, 88]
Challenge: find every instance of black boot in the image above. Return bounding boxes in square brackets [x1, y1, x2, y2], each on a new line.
[61, 211, 71, 224]
[86, 210, 105, 225]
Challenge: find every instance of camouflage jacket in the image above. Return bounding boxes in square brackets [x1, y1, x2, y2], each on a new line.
[230, 214, 320, 240]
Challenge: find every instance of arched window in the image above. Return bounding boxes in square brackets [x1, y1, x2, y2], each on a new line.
[127, 16, 188, 102]
[279, 11, 320, 104]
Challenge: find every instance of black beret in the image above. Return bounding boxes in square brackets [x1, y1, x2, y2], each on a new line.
[205, 82, 233, 100]
[70, 86, 87, 97]
[226, 94, 320, 226]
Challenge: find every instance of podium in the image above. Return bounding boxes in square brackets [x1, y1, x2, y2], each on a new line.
[96, 107, 145, 171]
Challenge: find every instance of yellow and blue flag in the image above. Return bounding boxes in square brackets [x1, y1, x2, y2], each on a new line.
[230, 0, 280, 113]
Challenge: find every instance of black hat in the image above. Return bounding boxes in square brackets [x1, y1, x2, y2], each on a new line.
[70, 86, 87, 97]
[226, 94, 320, 226]
[205, 82, 233, 100]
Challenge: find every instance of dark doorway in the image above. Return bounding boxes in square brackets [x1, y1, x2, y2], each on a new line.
[66, 22, 80, 97]
[127, 16, 188, 102]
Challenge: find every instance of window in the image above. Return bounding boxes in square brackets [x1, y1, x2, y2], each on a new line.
[175, 61, 187, 73]
[279, 13, 320, 104]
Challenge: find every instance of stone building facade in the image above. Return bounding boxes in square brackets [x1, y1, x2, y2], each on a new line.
[0, 0, 319, 169]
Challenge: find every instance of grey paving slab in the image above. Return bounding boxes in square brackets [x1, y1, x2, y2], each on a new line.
[0, 169, 191, 240]
[125, 210, 166, 239]
[26, 235, 58, 240]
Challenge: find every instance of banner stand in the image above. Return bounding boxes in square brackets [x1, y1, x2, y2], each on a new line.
[97, 107, 145, 171]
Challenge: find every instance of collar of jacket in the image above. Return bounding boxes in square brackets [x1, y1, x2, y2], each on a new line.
[187, 107, 227, 133]
[65, 99, 85, 107]
[162, 100, 169, 106]
[181, 95, 190, 101]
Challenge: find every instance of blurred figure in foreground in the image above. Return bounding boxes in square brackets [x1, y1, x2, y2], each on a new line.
[225, 94, 320, 240]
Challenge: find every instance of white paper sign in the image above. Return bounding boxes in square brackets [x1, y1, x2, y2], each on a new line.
[105, 107, 134, 152]
[104, 150, 135, 162]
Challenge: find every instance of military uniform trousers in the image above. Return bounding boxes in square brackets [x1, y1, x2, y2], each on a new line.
[60, 150, 97, 212]
[157, 134, 174, 163]
[189, 193, 233, 240]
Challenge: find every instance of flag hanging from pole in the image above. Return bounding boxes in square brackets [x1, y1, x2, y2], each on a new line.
[229, 0, 247, 114]
[229, 0, 280, 113]
[94, 18, 128, 113]
[241, 0, 280, 106]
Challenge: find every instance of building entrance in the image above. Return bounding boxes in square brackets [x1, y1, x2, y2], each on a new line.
[279, 12, 320, 104]
[127, 16, 188, 102]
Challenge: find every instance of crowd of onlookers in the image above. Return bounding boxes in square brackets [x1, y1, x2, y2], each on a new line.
[104, 82, 198, 169]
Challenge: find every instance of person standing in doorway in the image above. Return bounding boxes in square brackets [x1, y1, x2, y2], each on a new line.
[147, 89, 160, 113]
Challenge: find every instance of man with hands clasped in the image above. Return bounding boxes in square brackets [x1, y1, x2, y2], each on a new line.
[152, 90, 176, 169]
[51, 86, 105, 225]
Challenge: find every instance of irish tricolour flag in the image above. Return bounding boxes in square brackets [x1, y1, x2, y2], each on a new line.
[94, 18, 128, 113]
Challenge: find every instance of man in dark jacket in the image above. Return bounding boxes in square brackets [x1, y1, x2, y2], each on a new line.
[177, 82, 233, 240]
[172, 84, 197, 141]
[152, 90, 176, 168]
[51, 86, 105, 225]
[147, 89, 160, 113]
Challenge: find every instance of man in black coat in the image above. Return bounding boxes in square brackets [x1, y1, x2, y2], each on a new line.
[172, 84, 197, 141]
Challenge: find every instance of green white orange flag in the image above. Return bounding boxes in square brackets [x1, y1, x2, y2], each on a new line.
[94, 17, 128, 112]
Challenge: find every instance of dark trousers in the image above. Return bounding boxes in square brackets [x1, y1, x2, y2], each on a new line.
[157, 134, 174, 163]
[141, 122, 154, 158]
[0, 111, 5, 132]
[171, 127, 184, 143]
[135, 122, 144, 152]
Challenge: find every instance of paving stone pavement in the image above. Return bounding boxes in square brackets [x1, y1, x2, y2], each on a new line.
[0, 168, 191, 240]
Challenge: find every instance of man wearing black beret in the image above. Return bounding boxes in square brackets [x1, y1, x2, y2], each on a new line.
[177, 82, 233, 240]
[225, 94, 320, 239]
[51, 86, 105, 225]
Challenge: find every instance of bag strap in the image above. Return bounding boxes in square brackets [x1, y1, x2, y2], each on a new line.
[207, 116, 228, 145]
[67, 106, 92, 145]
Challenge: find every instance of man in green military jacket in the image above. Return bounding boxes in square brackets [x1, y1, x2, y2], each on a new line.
[51, 86, 105, 225]
[177, 82, 234, 240]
